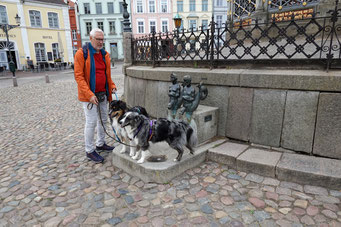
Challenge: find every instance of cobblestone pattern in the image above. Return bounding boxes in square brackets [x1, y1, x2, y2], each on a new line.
[0, 76, 340, 227]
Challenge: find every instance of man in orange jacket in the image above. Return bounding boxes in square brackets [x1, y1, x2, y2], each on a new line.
[74, 28, 117, 163]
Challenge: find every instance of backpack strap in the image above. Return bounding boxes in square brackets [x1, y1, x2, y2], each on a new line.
[82, 43, 89, 60]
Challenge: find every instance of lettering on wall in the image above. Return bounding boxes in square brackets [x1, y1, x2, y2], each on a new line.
[43, 36, 53, 39]
[0, 34, 16, 38]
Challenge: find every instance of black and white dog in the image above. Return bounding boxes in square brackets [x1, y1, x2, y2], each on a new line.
[119, 111, 198, 163]
[108, 100, 148, 156]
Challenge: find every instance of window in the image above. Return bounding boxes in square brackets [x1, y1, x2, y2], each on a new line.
[0, 5, 8, 24]
[119, 2, 124, 13]
[162, 20, 168, 33]
[48, 12, 59, 28]
[177, 1, 183, 12]
[96, 3, 102, 14]
[137, 21, 144, 34]
[97, 21, 104, 32]
[202, 0, 208, 11]
[216, 15, 222, 28]
[189, 0, 195, 11]
[149, 0, 155, 13]
[189, 20, 196, 31]
[161, 0, 167, 13]
[34, 43, 46, 62]
[137, 0, 143, 13]
[29, 10, 41, 27]
[72, 30, 77, 40]
[52, 43, 59, 60]
[121, 21, 124, 33]
[84, 3, 90, 14]
[109, 21, 116, 34]
[202, 20, 208, 30]
[85, 22, 92, 35]
[108, 2, 114, 14]
[216, 0, 222, 6]
[149, 20, 156, 33]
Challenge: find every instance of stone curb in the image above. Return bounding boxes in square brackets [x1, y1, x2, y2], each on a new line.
[111, 139, 227, 183]
[208, 141, 341, 190]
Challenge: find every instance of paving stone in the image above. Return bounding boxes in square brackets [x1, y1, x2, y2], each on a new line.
[248, 197, 265, 208]
[207, 142, 248, 167]
[321, 210, 338, 219]
[245, 173, 264, 183]
[301, 215, 315, 225]
[263, 178, 280, 186]
[315, 195, 340, 204]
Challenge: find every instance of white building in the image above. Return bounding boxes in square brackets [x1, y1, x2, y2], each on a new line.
[77, 0, 130, 60]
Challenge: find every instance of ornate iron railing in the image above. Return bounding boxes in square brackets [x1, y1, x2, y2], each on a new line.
[233, 0, 256, 19]
[268, 0, 320, 12]
[132, 0, 341, 71]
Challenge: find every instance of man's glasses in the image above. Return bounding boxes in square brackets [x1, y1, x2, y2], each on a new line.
[94, 37, 105, 42]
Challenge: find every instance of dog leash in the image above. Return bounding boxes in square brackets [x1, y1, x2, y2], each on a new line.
[96, 94, 139, 147]
[110, 93, 122, 143]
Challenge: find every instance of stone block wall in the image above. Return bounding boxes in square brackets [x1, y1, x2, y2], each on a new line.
[124, 66, 341, 160]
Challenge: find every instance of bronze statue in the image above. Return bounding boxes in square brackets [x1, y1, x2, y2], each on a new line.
[179, 75, 208, 123]
[168, 73, 182, 120]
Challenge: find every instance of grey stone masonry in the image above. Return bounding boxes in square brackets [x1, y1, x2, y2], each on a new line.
[125, 66, 341, 160]
[207, 141, 249, 167]
[226, 87, 253, 142]
[313, 93, 341, 159]
[281, 91, 319, 154]
[236, 148, 282, 177]
[193, 105, 218, 144]
[200, 85, 229, 136]
[276, 153, 341, 189]
[250, 89, 286, 147]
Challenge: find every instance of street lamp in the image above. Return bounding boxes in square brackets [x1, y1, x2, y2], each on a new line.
[173, 13, 182, 56]
[0, 13, 21, 81]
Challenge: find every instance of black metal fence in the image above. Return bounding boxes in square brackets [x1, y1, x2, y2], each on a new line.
[132, 1, 341, 71]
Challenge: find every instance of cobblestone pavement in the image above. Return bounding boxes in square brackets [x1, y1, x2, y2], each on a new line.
[0, 71, 341, 227]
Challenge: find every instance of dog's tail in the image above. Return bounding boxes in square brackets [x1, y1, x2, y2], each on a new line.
[186, 127, 198, 153]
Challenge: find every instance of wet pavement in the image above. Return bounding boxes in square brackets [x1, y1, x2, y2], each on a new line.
[0, 63, 340, 226]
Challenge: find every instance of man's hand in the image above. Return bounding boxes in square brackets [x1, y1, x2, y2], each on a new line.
[112, 88, 117, 93]
[90, 95, 98, 105]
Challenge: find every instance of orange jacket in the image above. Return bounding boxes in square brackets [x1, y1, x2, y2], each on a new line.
[74, 48, 116, 102]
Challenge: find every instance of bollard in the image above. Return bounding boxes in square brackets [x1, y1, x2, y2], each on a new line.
[12, 77, 18, 87]
[45, 74, 50, 83]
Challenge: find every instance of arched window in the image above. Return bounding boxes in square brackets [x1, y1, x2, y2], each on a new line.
[0, 5, 8, 24]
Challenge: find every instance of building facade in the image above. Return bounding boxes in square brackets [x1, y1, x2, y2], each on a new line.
[68, 0, 82, 56]
[77, 0, 128, 60]
[172, 0, 213, 31]
[131, 0, 174, 37]
[0, 0, 73, 70]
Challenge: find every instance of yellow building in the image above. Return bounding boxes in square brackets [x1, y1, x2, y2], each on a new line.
[0, 0, 73, 70]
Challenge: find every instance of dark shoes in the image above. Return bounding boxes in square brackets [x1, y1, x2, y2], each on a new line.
[96, 143, 115, 152]
[86, 151, 104, 163]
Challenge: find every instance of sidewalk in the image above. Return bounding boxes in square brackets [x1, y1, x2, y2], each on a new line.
[0, 72, 340, 226]
[0, 69, 74, 80]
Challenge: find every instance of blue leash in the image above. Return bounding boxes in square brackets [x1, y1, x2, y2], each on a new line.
[111, 92, 121, 142]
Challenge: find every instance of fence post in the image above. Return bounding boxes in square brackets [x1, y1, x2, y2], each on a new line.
[326, 0, 340, 71]
[122, 0, 133, 79]
[210, 15, 215, 69]
[152, 31, 156, 68]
